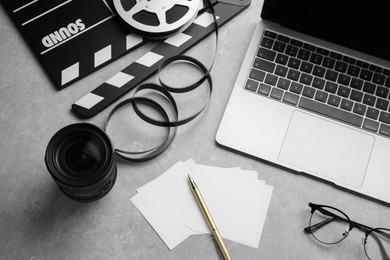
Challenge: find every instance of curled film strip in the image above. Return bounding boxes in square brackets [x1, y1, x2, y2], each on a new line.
[73, 0, 251, 161]
[102, 0, 217, 162]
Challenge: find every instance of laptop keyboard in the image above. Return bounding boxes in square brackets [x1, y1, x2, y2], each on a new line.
[245, 30, 390, 137]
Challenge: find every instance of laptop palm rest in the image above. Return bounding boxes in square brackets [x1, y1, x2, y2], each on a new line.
[278, 111, 374, 188]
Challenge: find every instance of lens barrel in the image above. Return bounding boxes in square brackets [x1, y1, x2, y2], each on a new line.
[45, 123, 117, 202]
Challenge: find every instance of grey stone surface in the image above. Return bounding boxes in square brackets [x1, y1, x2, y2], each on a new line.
[1, 1, 389, 259]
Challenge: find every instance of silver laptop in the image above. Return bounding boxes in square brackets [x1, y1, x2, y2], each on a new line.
[216, 0, 390, 203]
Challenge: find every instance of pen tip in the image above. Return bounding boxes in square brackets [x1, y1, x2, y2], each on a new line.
[188, 174, 196, 189]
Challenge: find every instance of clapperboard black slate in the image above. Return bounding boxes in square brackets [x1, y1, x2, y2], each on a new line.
[2, 0, 146, 89]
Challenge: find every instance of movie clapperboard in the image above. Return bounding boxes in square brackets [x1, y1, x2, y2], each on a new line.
[1, 0, 251, 118]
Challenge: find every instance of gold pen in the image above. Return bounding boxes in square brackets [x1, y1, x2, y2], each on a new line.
[188, 174, 232, 260]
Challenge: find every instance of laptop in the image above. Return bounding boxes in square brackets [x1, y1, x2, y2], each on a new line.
[216, 0, 390, 203]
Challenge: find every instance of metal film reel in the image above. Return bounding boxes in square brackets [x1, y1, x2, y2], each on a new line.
[113, 0, 201, 39]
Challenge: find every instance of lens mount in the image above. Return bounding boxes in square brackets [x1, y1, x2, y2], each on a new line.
[45, 123, 117, 202]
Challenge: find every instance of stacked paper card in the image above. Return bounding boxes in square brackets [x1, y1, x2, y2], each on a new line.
[130, 159, 273, 250]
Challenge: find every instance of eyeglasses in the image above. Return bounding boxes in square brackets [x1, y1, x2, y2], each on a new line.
[304, 203, 390, 260]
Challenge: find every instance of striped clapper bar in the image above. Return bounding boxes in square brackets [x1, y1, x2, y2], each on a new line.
[72, 0, 250, 119]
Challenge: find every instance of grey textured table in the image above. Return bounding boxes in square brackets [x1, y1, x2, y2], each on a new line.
[1, 1, 389, 259]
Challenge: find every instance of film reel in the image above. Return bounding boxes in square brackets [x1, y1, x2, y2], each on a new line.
[113, 0, 201, 39]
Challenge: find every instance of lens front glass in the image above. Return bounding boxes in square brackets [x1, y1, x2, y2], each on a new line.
[309, 206, 350, 244]
[57, 132, 107, 177]
[364, 228, 390, 260]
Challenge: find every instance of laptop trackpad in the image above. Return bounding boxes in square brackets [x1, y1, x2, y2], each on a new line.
[278, 111, 374, 188]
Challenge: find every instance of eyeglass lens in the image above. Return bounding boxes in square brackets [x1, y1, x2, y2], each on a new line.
[364, 228, 390, 260]
[309, 206, 350, 244]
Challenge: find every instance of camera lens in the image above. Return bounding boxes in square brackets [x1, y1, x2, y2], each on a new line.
[45, 123, 117, 202]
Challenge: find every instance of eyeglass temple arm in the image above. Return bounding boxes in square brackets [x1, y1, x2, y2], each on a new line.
[304, 207, 349, 233]
[367, 231, 390, 260]
[304, 218, 334, 233]
[373, 229, 390, 240]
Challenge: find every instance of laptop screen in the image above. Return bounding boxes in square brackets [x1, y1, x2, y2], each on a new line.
[261, 0, 390, 61]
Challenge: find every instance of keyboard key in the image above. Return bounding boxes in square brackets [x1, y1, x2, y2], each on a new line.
[337, 74, 351, 86]
[300, 73, 313, 85]
[310, 53, 323, 65]
[245, 79, 259, 92]
[288, 57, 301, 69]
[322, 57, 335, 69]
[335, 61, 348, 73]
[342, 56, 356, 65]
[379, 111, 390, 124]
[313, 66, 326, 77]
[297, 49, 311, 61]
[257, 83, 271, 96]
[285, 45, 298, 57]
[337, 85, 351, 98]
[363, 94, 376, 106]
[363, 118, 379, 132]
[379, 124, 390, 137]
[249, 69, 266, 82]
[363, 82, 376, 94]
[312, 77, 325, 89]
[270, 88, 284, 100]
[261, 37, 274, 49]
[369, 64, 383, 73]
[277, 78, 291, 90]
[290, 82, 303, 94]
[275, 65, 288, 77]
[257, 47, 276, 61]
[350, 90, 363, 102]
[360, 69, 373, 81]
[299, 97, 363, 127]
[315, 90, 328, 103]
[373, 73, 386, 85]
[275, 53, 288, 65]
[303, 43, 316, 51]
[340, 99, 354, 111]
[328, 94, 341, 107]
[366, 107, 380, 120]
[277, 34, 290, 43]
[353, 103, 367, 116]
[287, 69, 300, 81]
[264, 30, 277, 39]
[376, 86, 389, 99]
[253, 58, 275, 73]
[316, 47, 329, 56]
[376, 98, 389, 111]
[265, 74, 278, 86]
[324, 81, 338, 93]
[330, 52, 343, 60]
[386, 77, 390, 88]
[283, 92, 300, 105]
[325, 70, 339, 82]
[300, 61, 313, 73]
[290, 39, 303, 47]
[273, 41, 286, 52]
[356, 60, 370, 69]
[302, 86, 316, 98]
[347, 65, 360, 77]
[350, 78, 363, 90]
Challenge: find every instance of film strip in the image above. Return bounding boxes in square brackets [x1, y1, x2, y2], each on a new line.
[72, 0, 251, 118]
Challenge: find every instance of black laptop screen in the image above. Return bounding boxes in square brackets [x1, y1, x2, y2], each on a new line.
[261, 0, 390, 61]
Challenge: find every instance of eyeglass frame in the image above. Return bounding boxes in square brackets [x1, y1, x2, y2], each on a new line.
[304, 202, 390, 260]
